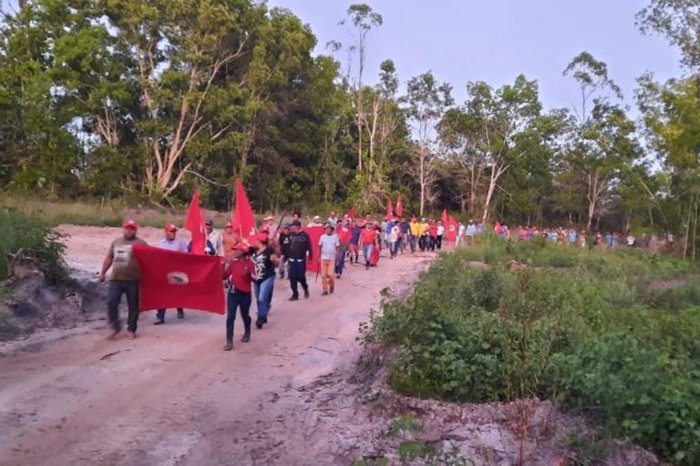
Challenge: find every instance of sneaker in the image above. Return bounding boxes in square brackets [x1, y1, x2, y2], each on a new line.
[241, 332, 250, 343]
[336, 274, 341, 279]
[255, 320, 263, 329]
[154, 319, 165, 325]
[223, 341, 233, 351]
[321, 291, 329, 296]
[289, 295, 299, 302]
[127, 331, 137, 340]
[262, 317, 268, 324]
[304, 289, 310, 298]
[177, 310, 185, 319]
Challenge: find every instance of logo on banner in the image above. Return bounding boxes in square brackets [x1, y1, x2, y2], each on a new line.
[167, 272, 190, 285]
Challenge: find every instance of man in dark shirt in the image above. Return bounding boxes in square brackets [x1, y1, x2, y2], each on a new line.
[287, 220, 313, 301]
[277, 223, 292, 279]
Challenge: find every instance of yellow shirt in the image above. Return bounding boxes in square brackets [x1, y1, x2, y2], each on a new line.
[421, 223, 429, 235]
[409, 222, 421, 236]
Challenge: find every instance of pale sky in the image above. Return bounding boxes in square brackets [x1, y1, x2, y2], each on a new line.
[266, 0, 684, 114]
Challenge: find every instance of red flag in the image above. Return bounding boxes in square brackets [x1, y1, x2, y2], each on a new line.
[232, 178, 257, 240]
[396, 196, 404, 217]
[132, 245, 225, 314]
[303, 226, 324, 274]
[441, 208, 448, 226]
[346, 207, 357, 220]
[184, 188, 206, 255]
[386, 198, 394, 221]
[447, 215, 458, 242]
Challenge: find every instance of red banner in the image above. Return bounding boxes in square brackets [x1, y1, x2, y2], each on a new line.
[396, 196, 404, 217]
[447, 215, 458, 242]
[386, 198, 394, 221]
[184, 188, 205, 255]
[303, 226, 324, 274]
[132, 245, 225, 314]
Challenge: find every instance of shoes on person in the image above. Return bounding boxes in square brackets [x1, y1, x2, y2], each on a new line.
[255, 320, 263, 329]
[262, 317, 268, 324]
[304, 289, 310, 298]
[336, 274, 341, 279]
[224, 340, 233, 351]
[289, 295, 299, 301]
[177, 310, 185, 319]
[321, 291, 329, 296]
[127, 331, 137, 340]
[241, 332, 250, 343]
[107, 329, 121, 340]
[330, 285, 334, 294]
[154, 319, 165, 325]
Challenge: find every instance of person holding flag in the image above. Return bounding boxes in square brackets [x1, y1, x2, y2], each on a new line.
[154, 223, 189, 325]
[223, 243, 256, 350]
[99, 219, 148, 340]
[319, 223, 340, 295]
[287, 220, 313, 301]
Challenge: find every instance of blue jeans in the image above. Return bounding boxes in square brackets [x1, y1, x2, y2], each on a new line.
[335, 244, 348, 276]
[226, 291, 252, 341]
[390, 241, 398, 257]
[254, 275, 275, 321]
[362, 244, 374, 264]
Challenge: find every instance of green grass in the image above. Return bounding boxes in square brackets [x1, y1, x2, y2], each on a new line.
[367, 238, 700, 465]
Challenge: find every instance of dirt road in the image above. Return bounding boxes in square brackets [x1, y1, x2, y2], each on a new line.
[0, 226, 433, 466]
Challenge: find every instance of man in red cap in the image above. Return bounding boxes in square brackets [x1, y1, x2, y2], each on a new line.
[251, 233, 279, 328]
[99, 219, 148, 339]
[153, 223, 188, 325]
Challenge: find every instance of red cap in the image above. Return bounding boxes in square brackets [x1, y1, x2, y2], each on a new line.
[123, 219, 138, 229]
[235, 242, 250, 252]
[164, 223, 178, 232]
[259, 225, 270, 233]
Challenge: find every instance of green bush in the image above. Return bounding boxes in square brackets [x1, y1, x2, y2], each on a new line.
[0, 207, 68, 283]
[369, 239, 700, 464]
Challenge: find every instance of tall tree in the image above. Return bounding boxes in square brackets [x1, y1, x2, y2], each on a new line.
[405, 71, 453, 216]
[637, 0, 700, 70]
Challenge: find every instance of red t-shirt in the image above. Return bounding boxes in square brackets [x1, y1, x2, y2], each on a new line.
[225, 259, 255, 294]
[338, 226, 351, 244]
[429, 224, 438, 237]
[361, 228, 376, 245]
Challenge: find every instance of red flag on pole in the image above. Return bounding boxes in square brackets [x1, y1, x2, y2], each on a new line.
[386, 198, 394, 221]
[447, 215, 458, 242]
[184, 188, 206, 255]
[303, 226, 324, 274]
[346, 207, 357, 220]
[232, 178, 257, 240]
[396, 196, 404, 217]
[441, 208, 448, 226]
[132, 245, 225, 314]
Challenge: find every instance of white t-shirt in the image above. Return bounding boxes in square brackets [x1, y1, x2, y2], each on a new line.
[437, 225, 445, 236]
[319, 234, 340, 260]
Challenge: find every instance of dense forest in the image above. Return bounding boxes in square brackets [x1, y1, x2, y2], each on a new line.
[0, 0, 698, 256]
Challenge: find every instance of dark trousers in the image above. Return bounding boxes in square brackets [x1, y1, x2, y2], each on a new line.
[226, 291, 252, 341]
[436, 235, 443, 250]
[155, 308, 183, 321]
[107, 280, 139, 333]
[419, 235, 427, 251]
[335, 244, 348, 276]
[288, 259, 308, 298]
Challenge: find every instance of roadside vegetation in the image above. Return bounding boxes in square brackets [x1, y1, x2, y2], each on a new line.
[365, 237, 700, 464]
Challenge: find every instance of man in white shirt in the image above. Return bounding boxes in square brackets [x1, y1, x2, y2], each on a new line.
[318, 223, 340, 296]
[205, 219, 223, 256]
[327, 211, 339, 228]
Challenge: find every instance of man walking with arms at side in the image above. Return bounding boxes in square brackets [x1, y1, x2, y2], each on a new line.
[287, 220, 313, 301]
[319, 223, 340, 296]
[99, 219, 147, 340]
[153, 223, 188, 325]
[205, 219, 223, 256]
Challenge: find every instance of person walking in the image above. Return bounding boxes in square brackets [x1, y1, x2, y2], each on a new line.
[359, 222, 377, 270]
[205, 219, 223, 256]
[154, 223, 188, 325]
[436, 220, 445, 250]
[223, 243, 255, 350]
[222, 223, 238, 260]
[99, 219, 147, 340]
[466, 220, 477, 246]
[252, 234, 279, 329]
[409, 217, 420, 253]
[287, 220, 313, 301]
[348, 220, 361, 264]
[319, 223, 340, 295]
[335, 218, 351, 278]
[388, 219, 400, 258]
[277, 223, 292, 279]
[327, 211, 339, 228]
[399, 218, 409, 254]
[428, 220, 438, 251]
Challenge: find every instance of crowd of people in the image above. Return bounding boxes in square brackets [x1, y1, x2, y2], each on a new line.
[98, 211, 642, 349]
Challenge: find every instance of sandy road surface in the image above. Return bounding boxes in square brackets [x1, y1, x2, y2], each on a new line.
[0, 226, 434, 466]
